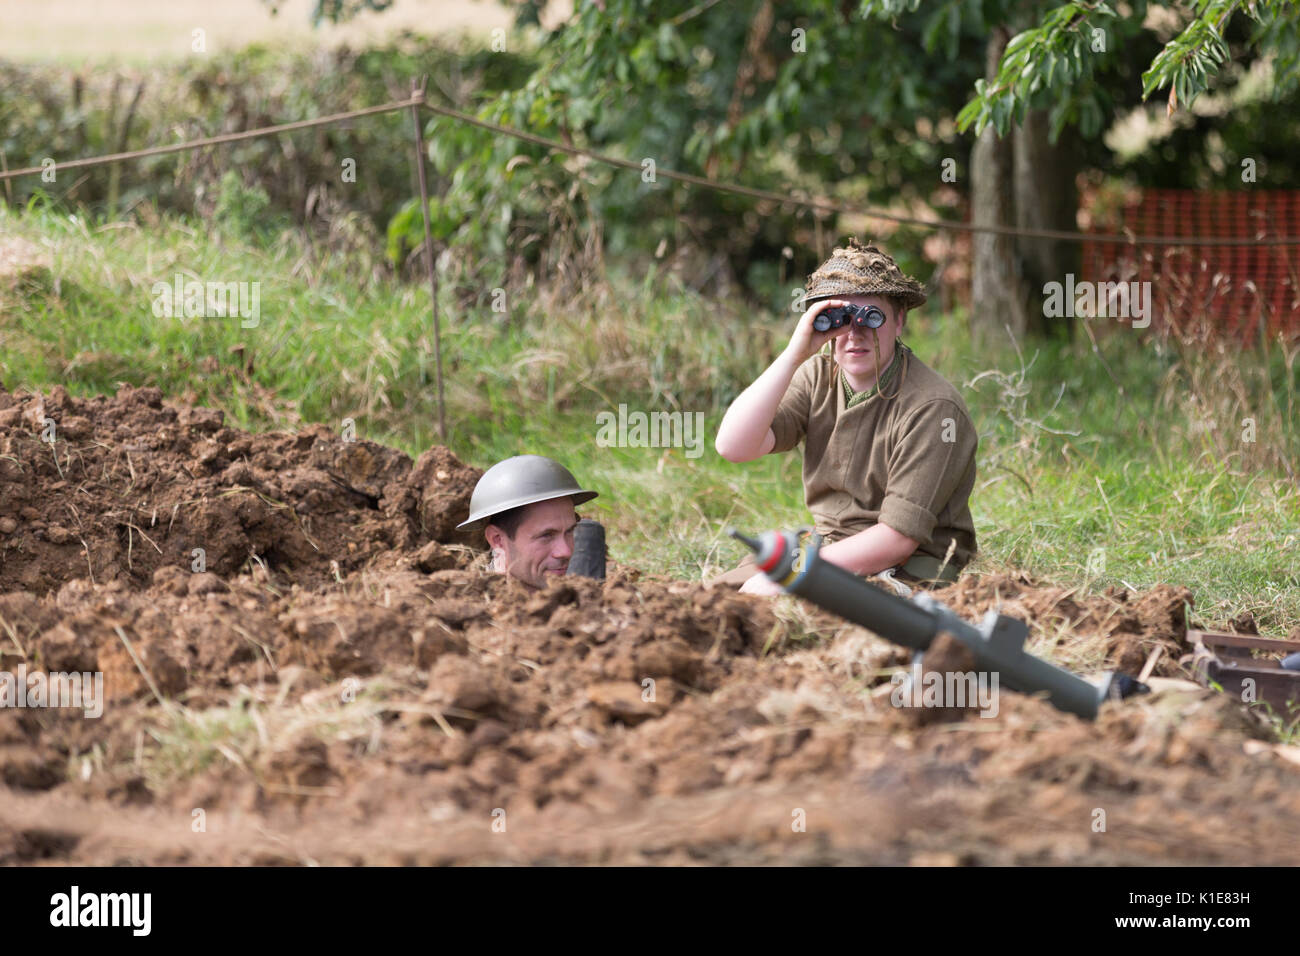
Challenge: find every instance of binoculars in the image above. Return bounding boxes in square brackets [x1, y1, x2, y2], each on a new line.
[812, 303, 887, 332]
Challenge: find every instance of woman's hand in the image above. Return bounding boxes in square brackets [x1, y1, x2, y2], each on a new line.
[785, 298, 853, 364]
[739, 572, 786, 596]
[715, 298, 851, 463]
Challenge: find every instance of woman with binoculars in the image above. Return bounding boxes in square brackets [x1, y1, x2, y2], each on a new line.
[713, 238, 979, 596]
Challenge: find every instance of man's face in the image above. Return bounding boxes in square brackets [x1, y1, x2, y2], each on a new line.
[830, 294, 904, 381]
[486, 497, 578, 588]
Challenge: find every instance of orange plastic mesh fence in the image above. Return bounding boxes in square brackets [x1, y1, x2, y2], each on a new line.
[1082, 189, 1300, 343]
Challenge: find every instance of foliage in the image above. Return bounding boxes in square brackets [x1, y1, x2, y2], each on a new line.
[1112, 89, 1300, 188]
[859, 1, 1300, 139]
[0, 39, 535, 234]
[403, 0, 1300, 307]
[401, 0, 990, 303]
[265, 0, 395, 26]
[212, 171, 279, 239]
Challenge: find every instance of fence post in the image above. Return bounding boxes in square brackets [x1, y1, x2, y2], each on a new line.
[410, 76, 448, 444]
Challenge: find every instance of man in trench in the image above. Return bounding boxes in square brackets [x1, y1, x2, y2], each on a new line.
[713, 238, 978, 595]
[456, 454, 604, 588]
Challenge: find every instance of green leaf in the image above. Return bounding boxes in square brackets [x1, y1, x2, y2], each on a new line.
[955, 97, 983, 133]
[992, 94, 1013, 135]
[1005, 29, 1037, 56]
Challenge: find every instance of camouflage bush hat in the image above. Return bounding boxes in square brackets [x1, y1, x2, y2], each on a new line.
[803, 237, 927, 310]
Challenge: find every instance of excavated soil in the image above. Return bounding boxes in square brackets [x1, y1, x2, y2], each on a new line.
[1, 384, 1298, 866]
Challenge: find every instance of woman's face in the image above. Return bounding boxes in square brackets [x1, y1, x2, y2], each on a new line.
[831, 294, 904, 381]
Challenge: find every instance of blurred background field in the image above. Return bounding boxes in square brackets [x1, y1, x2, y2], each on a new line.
[0, 0, 518, 64]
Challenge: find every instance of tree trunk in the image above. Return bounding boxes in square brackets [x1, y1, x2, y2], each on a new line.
[970, 31, 1082, 344]
[970, 27, 1028, 346]
[1014, 110, 1080, 340]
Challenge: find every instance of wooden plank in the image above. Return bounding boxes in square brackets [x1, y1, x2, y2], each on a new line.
[1188, 630, 1300, 653]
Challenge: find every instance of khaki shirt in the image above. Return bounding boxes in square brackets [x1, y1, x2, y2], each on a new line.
[769, 346, 978, 568]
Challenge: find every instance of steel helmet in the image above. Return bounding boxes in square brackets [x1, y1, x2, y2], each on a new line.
[456, 455, 598, 531]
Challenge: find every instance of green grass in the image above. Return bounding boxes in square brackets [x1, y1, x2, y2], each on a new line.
[3, 204, 1298, 634]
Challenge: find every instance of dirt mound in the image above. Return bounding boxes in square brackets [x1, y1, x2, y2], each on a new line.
[0, 385, 1296, 866]
[0, 384, 481, 594]
[940, 572, 1194, 676]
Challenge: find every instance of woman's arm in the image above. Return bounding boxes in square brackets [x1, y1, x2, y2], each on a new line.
[817, 523, 919, 576]
[737, 524, 918, 595]
[715, 298, 853, 462]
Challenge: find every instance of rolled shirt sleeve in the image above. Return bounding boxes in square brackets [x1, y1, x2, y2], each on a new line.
[769, 358, 817, 454]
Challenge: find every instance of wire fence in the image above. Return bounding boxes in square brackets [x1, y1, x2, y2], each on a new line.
[4, 91, 1298, 247]
[2, 81, 1296, 380]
